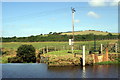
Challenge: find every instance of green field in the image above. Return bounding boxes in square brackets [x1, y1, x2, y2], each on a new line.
[1, 40, 118, 50]
[44, 50, 89, 55]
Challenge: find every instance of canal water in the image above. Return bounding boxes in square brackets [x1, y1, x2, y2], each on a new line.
[1, 63, 119, 78]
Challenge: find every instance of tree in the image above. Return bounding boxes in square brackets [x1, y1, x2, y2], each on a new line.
[49, 32, 52, 34]
[53, 32, 57, 35]
[107, 33, 112, 36]
[16, 45, 36, 63]
[40, 34, 43, 36]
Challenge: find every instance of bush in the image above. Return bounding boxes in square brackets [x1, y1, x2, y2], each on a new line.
[8, 45, 36, 63]
[16, 45, 36, 63]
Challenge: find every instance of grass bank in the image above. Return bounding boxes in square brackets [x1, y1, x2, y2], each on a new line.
[94, 61, 120, 65]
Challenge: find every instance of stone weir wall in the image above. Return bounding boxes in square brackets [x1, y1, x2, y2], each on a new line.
[90, 48, 119, 63]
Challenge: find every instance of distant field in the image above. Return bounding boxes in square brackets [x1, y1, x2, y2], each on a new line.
[1, 40, 118, 50]
[61, 30, 118, 35]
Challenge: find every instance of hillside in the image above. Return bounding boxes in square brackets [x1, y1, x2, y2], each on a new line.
[61, 30, 118, 35]
[2, 30, 119, 42]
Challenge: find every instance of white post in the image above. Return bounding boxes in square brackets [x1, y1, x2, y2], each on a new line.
[115, 43, 117, 53]
[83, 45, 85, 66]
[101, 44, 103, 53]
[69, 39, 73, 53]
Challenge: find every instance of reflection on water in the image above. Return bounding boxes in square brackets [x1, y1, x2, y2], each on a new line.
[82, 67, 86, 78]
[92, 65, 118, 78]
[2, 63, 119, 78]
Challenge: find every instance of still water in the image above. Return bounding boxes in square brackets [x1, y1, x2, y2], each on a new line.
[2, 63, 119, 78]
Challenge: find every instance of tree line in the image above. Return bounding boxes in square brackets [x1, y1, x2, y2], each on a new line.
[1, 33, 119, 42]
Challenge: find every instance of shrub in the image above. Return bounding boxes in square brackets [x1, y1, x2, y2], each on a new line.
[16, 45, 36, 63]
[8, 45, 36, 63]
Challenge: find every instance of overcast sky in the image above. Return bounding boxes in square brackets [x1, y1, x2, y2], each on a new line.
[2, 1, 118, 37]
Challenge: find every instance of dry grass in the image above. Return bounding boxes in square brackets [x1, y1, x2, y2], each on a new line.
[61, 30, 118, 35]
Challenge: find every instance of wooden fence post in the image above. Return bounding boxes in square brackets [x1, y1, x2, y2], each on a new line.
[63, 46, 65, 50]
[115, 43, 117, 53]
[54, 47, 56, 51]
[47, 46, 48, 53]
[101, 44, 103, 53]
[43, 48, 45, 54]
[105, 48, 108, 61]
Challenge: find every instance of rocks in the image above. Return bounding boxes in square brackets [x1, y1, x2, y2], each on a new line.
[41, 54, 81, 67]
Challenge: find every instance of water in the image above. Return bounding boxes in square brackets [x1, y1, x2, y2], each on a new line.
[1, 63, 119, 78]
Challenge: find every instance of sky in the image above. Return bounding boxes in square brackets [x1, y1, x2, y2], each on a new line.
[2, 1, 118, 37]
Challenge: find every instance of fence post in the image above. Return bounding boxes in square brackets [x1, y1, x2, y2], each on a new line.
[43, 47, 45, 54]
[63, 46, 65, 50]
[82, 45, 85, 67]
[88, 44, 89, 51]
[105, 48, 108, 61]
[101, 44, 103, 53]
[55, 47, 56, 51]
[47, 46, 48, 53]
[79, 45, 80, 50]
[115, 43, 117, 53]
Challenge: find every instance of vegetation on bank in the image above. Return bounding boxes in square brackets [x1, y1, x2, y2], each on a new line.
[1, 48, 120, 65]
[8, 45, 36, 63]
[94, 61, 120, 65]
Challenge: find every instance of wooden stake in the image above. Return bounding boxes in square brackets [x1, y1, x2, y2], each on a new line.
[47, 46, 48, 53]
[115, 43, 117, 53]
[106, 48, 108, 61]
[101, 44, 103, 53]
[43, 48, 45, 54]
[55, 47, 56, 51]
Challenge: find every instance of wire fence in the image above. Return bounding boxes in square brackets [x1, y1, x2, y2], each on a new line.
[39, 43, 119, 54]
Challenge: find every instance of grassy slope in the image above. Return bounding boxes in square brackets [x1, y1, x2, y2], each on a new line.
[61, 30, 118, 35]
